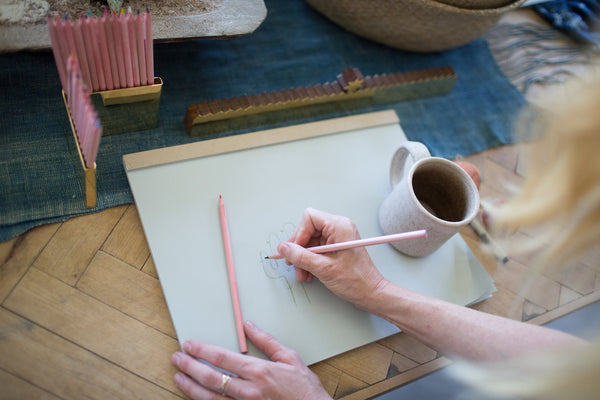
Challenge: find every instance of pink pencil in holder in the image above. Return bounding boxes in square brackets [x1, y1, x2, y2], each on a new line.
[69, 15, 93, 89]
[135, 10, 147, 86]
[86, 16, 106, 91]
[110, 11, 128, 89]
[65, 55, 102, 170]
[144, 7, 154, 85]
[96, 10, 114, 90]
[119, 11, 134, 87]
[79, 13, 100, 91]
[126, 9, 140, 87]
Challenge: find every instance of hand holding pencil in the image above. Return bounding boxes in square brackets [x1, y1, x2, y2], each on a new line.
[274, 208, 410, 311]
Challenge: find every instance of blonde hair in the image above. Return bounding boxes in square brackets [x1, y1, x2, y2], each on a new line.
[454, 69, 600, 399]
[491, 68, 600, 272]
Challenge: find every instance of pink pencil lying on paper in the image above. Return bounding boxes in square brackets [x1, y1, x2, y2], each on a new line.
[266, 230, 427, 260]
[218, 195, 248, 354]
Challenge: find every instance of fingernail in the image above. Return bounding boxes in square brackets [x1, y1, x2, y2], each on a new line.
[245, 320, 255, 330]
[278, 242, 291, 256]
[183, 341, 192, 353]
[174, 372, 185, 385]
[171, 352, 182, 367]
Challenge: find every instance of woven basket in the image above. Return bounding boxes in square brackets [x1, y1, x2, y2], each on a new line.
[305, 0, 526, 52]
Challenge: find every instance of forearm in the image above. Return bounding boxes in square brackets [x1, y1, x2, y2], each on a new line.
[365, 281, 586, 361]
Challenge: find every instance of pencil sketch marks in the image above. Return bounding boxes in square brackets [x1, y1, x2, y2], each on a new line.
[259, 222, 311, 305]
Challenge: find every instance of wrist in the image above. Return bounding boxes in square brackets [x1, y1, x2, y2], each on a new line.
[358, 278, 394, 314]
[359, 279, 420, 328]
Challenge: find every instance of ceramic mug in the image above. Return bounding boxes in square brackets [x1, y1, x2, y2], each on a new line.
[378, 141, 480, 257]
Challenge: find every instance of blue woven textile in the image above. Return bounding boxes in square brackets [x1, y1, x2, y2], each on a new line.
[0, 0, 526, 241]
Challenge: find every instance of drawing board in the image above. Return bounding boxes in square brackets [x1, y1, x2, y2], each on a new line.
[124, 110, 496, 365]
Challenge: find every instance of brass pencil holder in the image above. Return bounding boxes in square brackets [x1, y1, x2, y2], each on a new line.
[62, 91, 97, 208]
[90, 77, 163, 136]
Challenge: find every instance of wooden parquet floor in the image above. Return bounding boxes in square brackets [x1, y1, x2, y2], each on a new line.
[1, 142, 599, 399]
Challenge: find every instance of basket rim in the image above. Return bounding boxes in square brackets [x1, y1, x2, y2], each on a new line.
[307, 0, 527, 16]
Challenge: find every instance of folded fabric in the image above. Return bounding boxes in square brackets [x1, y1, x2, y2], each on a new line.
[533, 0, 600, 44]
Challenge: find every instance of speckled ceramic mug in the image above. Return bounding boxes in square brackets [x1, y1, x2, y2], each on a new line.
[378, 141, 480, 257]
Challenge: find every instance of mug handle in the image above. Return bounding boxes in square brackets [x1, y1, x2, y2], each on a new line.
[390, 141, 431, 187]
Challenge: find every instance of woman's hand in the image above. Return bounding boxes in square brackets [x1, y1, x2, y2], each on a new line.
[171, 321, 331, 400]
[279, 208, 388, 312]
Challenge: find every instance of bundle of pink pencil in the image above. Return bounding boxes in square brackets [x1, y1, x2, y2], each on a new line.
[48, 7, 154, 93]
[66, 55, 102, 169]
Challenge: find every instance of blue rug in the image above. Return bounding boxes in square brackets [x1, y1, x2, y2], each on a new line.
[0, 0, 526, 241]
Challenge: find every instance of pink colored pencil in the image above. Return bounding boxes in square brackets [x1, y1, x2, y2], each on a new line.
[119, 12, 134, 87]
[111, 11, 128, 89]
[103, 11, 121, 89]
[70, 16, 93, 89]
[62, 16, 83, 80]
[48, 16, 68, 91]
[218, 195, 248, 354]
[144, 7, 154, 84]
[86, 16, 106, 91]
[135, 10, 147, 86]
[126, 10, 140, 87]
[88, 119, 102, 168]
[266, 229, 428, 260]
[96, 10, 114, 90]
[79, 14, 100, 91]
[66, 55, 74, 105]
[66, 55, 102, 170]
[80, 103, 92, 155]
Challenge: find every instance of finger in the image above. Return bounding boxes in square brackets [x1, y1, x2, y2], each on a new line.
[278, 241, 329, 277]
[179, 341, 247, 379]
[172, 352, 237, 398]
[174, 371, 230, 400]
[244, 320, 302, 365]
[291, 208, 332, 246]
[294, 266, 312, 282]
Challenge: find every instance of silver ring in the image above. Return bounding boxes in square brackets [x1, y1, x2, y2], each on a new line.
[219, 374, 232, 396]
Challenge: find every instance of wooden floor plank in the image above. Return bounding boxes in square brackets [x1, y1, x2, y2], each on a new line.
[478, 152, 525, 201]
[0, 308, 182, 400]
[388, 352, 420, 376]
[494, 258, 561, 311]
[334, 372, 370, 399]
[543, 260, 598, 296]
[377, 333, 437, 364]
[0, 368, 61, 400]
[33, 206, 127, 286]
[325, 342, 393, 385]
[309, 361, 343, 397]
[0, 222, 59, 303]
[77, 251, 177, 338]
[102, 205, 150, 269]
[471, 284, 525, 321]
[4, 267, 182, 394]
[559, 285, 582, 306]
[142, 255, 159, 279]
